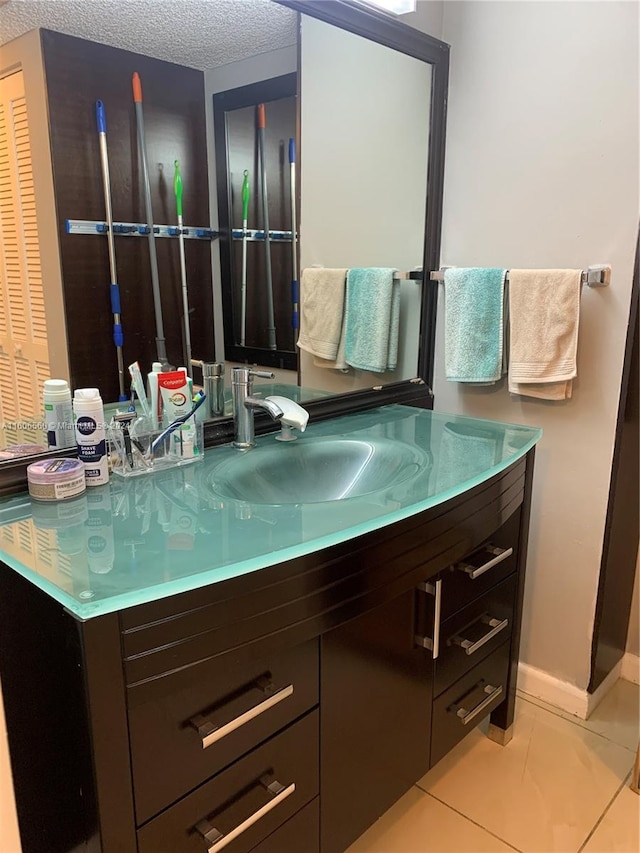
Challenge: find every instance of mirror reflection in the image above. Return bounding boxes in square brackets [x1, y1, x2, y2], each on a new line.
[0, 0, 433, 463]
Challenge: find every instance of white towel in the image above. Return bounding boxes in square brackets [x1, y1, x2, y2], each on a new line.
[508, 269, 582, 400]
[313, 315, 349, 371]
[296, 268, 347, 361]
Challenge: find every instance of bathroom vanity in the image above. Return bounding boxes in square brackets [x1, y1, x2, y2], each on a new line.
[0, 406, 540, 853]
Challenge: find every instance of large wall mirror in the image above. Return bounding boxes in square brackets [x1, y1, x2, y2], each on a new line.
[0, 0, 448, 490]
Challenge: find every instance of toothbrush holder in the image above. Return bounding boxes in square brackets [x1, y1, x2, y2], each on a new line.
[108, 416, 204, 478]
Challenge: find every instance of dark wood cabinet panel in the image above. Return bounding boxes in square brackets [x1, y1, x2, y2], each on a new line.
[320, 589, 433, 853]
[252, 798, 320, 853]
[435, 574, 516, 696]
[129, 638, 319, 824]
[439, 508, 521, 621]
[137, 711, 318, 853]
[431, 639, 511, 767]
[40, 29, 213, 399]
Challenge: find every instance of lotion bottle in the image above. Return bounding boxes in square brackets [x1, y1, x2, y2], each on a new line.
[73, 388, 109, 486]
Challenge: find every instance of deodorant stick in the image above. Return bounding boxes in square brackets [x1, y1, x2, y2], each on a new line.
[43, 379, 75, 449]
[73, 388, 109, 486]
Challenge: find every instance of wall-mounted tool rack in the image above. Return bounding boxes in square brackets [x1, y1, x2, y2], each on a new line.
[65, 219, 217, 239]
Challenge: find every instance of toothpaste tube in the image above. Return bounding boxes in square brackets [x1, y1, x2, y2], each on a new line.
[158, 370, 196, 458]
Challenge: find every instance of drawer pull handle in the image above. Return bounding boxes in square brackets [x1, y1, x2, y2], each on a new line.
[190, 681, 294, 750]
[414, 578, 442, 659]
[457, 546, 513, 580]
[456, 684, 503, 726]
[452, 616, 509, 656]
[195, 778, 295, 852]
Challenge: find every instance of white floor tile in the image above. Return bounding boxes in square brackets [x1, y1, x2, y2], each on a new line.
[518, 678, 640, 752]
[418, 697, 635, 853]
[347, 786, 518, 853]
[581, 775, 640, 852]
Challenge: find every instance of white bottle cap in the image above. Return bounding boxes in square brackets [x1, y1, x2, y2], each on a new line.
[73, 388, 103, 413]
[152, 362, 162, 373]
[43, 379, 71, 400]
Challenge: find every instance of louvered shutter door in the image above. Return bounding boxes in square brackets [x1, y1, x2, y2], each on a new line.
[0, 70, 51, 447]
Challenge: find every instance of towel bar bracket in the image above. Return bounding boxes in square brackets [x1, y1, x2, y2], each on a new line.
[585, 265, 611, 287]
[393, 270, 427, 282]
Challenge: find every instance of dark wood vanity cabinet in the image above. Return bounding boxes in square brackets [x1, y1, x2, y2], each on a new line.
[321, 589, 433, 853]
[0, 451, 534, 853]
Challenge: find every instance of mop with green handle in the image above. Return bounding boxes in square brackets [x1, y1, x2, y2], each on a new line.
[240, 169, 250, 346]
[173, 160, 192, 377]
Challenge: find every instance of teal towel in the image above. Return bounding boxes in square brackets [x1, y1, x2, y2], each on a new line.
[444, 267, 507, 383]
[344, 268, 400, 373]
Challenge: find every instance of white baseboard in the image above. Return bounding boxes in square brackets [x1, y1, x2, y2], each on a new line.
[621, 652, 640, 685]
[517, 660, 623, 720]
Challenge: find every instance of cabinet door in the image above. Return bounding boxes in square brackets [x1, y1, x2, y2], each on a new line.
[321, 589, 432, 853]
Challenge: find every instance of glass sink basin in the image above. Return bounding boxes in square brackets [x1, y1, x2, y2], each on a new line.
[207, 437, 426, 505]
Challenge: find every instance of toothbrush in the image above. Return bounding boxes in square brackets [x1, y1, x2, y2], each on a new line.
[151, 390, 206, 455]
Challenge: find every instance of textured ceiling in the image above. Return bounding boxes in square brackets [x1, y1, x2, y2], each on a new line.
[0, 0, 298, 70]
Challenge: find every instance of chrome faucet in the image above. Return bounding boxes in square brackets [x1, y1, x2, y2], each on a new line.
[232, 367, 283, 449]
[232, 367, 309, 450]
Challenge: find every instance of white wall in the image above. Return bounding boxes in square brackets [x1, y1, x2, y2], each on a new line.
[299, 15, 431, 393]
[436, 1, 639, 690]
[403, 0, 444, 40]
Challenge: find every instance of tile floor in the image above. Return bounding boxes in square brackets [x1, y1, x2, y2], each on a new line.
[347, 678, 639, 853]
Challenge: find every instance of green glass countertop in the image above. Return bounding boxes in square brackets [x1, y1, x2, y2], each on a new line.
[0, 406, 542, 620]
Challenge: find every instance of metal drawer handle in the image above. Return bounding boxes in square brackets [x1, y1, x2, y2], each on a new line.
[452, 616, 509, 656]
[414, 578, 442, 659]
[195, 778, 295, 852]
[190, 679, 294, 750]
[457, 546, 513, 580]
[456, 684, 503, 726]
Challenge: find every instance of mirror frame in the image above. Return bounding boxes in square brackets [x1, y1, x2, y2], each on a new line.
[0, 0, 449, 498]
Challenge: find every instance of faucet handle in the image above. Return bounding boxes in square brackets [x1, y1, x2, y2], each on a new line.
[232, 367, 274, 384]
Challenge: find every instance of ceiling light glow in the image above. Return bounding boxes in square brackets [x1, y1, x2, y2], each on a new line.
[366, 0, 416, 15]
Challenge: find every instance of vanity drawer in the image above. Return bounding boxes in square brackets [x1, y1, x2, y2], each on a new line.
[129, 638, 319, 824]
[440, 508, 520, 620]
[430, 639, 510, 767]
[435, 574, 516, 696]
[251, 797, 319, 853]
[137, 710, 318, 853]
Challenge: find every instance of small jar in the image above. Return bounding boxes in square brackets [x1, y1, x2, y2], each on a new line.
[27, 458, 86, 502]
